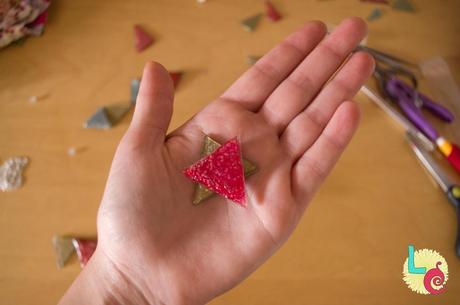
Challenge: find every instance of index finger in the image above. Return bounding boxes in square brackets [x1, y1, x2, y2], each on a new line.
[221, 21, 327, 111]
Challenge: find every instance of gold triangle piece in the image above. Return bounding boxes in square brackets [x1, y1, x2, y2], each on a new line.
[52, 235, 75, 268]
[246, 55, 261, 66]
[105, 103, 132, 126]
[241, 13, 262, 32]
[193, 135, 257, 205]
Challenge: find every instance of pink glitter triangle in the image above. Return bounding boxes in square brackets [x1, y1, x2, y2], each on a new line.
[184, 138, 246, 206]
[169, 71, 182, 88]
[73, 238, 97, 268]
[134, 25, 154, 52]
[265, 1, 282, 22]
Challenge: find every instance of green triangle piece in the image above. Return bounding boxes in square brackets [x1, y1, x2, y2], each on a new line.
[52, 235, 75, 268]
[241, 13, 262, 32]
[392, 0, 415, 12]
[83, 107, 112, 129]
[243, 158, 257, 176]
[247, 55, 261, 65]
[105, 103, 132, 126]
[193, 135, 257, 205]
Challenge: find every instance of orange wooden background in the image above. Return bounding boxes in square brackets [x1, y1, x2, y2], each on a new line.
[1, 0, 460, 304]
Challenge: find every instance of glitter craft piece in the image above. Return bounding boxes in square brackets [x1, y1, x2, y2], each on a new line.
[73, 238, 97, 268]
[105, 103, 132, 124]
[392, 0, 415, 12]
[184, 138, 247, 206]
[52, 235, 75, 268]
[83, 107, 111, 129]
[246, 55, 261, 65]
[367, 8, 383, 21]
[193, 136, 257, 204]
[134, 25, 154, 52]
[241, 13, 262, 32]
[130, 79, 140, 104]
[84, 104, 131, 129]
[265, 1, 282, 22]
[0, 156, 28, 191]
[52, 235, 97, 268]
[169, 71, 183, 88]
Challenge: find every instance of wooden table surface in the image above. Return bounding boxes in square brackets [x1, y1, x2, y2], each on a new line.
[1, 0, 460, 304]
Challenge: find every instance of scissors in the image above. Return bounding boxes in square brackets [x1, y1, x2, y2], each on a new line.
[406, 131, 460, 257]
[361, 46, 460, 174]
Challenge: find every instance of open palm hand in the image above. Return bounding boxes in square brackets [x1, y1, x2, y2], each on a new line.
[65, 18, 374, 305]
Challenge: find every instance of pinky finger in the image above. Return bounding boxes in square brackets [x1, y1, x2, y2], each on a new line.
[291, 101, 360, 211]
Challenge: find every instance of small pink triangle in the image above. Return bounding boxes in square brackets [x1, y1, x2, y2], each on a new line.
[73, 238, 97, 268]
[134, 25, 154, 52]
[169, 71, 182, 88]
[183, 138, 246, 206]
[265, 1, 282, 22]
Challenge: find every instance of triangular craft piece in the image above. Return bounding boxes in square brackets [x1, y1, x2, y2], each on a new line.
[392, 0, 415, 12]
[105, 103, 132, 125]
[367, 8, 383, 21]
[84, 104, 132, 129]
[360, 0, 389, 4]
[192, 136, 257, 205]
[246, 55, 261, 66]
[73, 238, 97, 268]
[243, 157, 257, 176]
[134, 25, 154, 52]
[83, 107, 112, 129]
[130, 79, 140, 104]
[241, 13, 262, 32]
[184, 138, 247, 206]
[265, 1, 282, 22]
[169, 71, 183, 88]
[52, 235, 75, 268]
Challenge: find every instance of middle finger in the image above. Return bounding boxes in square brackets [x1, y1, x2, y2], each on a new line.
[259, 17, 367, 134]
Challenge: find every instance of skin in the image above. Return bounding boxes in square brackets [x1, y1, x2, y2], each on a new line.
[59, 17, 375, 305]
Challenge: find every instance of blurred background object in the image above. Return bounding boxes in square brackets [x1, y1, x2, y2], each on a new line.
[0, 0, 51, 49]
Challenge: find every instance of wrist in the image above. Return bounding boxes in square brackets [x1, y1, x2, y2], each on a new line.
[58, 249, 160, 305]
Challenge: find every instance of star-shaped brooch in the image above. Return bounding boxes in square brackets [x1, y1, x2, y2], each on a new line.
[183, 136, 257, 206]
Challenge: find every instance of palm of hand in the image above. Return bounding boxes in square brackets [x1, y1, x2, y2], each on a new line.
[97, 18, 373, 305]
[100, 100, 295, 304]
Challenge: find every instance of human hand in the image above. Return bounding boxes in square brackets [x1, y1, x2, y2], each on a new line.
[60, 17, 374, 305]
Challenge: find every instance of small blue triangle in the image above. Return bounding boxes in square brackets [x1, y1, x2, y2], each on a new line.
[130, 79, 140, 104]
[83, 107, 112, 129]
[367, 8, 382, 21]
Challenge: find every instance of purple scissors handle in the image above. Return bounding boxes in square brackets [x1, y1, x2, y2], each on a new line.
[392, 78, 454, 122]
[386, 78, 439, 141]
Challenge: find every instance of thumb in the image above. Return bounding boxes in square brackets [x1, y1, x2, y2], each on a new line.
[130, 61, 174, 142]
